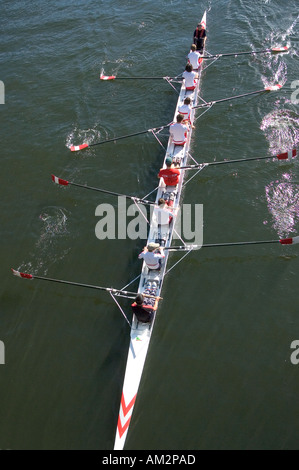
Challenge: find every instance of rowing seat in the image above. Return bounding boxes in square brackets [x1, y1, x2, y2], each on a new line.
[163, 189, 177, 207]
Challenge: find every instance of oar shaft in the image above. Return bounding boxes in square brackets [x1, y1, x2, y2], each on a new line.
[32, 275, 131, 296]
[203, 240, 278, 248]
[110, 76, 178, 80]
[201, 49, 271, 59]
[88, 123, 169, 148]
[165, 240, 279, 250]
[89, 129, 150, 147]
[21, 273, 157, 299]
[68, 181, 154, 205]
[208, 155, 271, 166]
[193, 89, 265, 109]
[181, 155, 273, 169]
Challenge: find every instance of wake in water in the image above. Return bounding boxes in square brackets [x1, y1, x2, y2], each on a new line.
[19, 207, 71, 275]
[264, 173, 299, 238]
[261, 109, 299, 237]
[261, 109, 299, 155]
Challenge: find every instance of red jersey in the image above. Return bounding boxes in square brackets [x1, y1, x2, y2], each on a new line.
[158, 167, 180, 186]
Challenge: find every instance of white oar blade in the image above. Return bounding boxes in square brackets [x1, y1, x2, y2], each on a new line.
[272, 46, 288, 53]
[51, 175, 69, 186]
[11, 268, 33, 279]
[279, 236, 299, 245]
[277, 149, 297, 160]
[100, 74, 116, 80]
[69, 143, 89, 152]
[265, 84, 282, 91]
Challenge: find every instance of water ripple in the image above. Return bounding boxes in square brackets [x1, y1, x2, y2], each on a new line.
[264, 175, 299, 237]
[260, 108, 299, 154]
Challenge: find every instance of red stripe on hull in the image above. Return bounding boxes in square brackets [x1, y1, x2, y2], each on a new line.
[117, 393, 137, 438]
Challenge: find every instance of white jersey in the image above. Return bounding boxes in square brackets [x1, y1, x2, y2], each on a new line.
[138, 250, 165, 270]
[152, 206, 173, 227]
[169, 122, 188, 144]
[188, 50, 201, 69]
[182, 70, 197, 89]
[178, 103, 192, 122]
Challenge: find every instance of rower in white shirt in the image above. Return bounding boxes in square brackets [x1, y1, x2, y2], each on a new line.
[169, 114, 188, 146]
[187, 44, 202, 70]
[178, 96, 195, 129]
[182, 63, 199, 91]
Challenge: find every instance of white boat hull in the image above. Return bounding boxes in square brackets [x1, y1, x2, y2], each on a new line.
[114, 11, 207, 450]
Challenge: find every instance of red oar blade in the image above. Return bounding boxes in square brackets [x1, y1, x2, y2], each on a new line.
[277, 149, 297, 160]
[272, 46, 288, 53]
[11, 268, 33, 279]
[100, 74, 116, 80]
[69, 143, 89, 152]
[280, 236, 299, 245]
[265, 84, 282, 91]
[51, 175, 69, 186]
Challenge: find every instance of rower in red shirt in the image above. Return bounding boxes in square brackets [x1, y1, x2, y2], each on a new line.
[158, 156, 180, 206]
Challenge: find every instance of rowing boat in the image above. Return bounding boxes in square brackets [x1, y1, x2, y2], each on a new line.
[113, 11, 207, 451]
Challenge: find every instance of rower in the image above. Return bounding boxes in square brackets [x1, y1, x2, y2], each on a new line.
[193, 22, 206, 53]
[187, 44, 202, 70]
[178, 97, 195, 129]
[182, 63, 198, 92]
[158, 156, 180, 207]
[169, 114, 188, 147]
[131, 294, 159, 323]
[138, 242, 165, 271]
[153, 198, 174, 226]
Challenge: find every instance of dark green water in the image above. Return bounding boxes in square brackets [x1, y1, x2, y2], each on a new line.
[1, 0, 299, 450]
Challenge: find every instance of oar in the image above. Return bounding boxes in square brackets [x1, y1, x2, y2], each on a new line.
[51, 175, 156, 206]
[69, 123, 170, 152]
[180, 149, 297, 170]
[100, 74, 180, 81]
[193, 84, 282, 109]
[165, 236, 299, 251]
[100, 48, 288, 82]
[201, 46, 288, 59]
[11, 269, 160, 300]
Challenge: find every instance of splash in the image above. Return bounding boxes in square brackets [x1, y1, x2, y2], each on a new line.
[260, 109, 299, 155]
[66, 125, 105, 149]
[264, 175, 299, 238]
[261, 108, 299, 237]
[19, 207, 71, 275]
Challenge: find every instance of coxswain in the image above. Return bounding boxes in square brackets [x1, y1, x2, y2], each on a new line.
[187, 44, 202, 70]
[138, 242, 165, 271]
[131, 293, 159, 323]
[193, 22, 206, 53]
[169, 113, 188, 146]
[178, 97, 195, 129]
[182, 63, 199, 91]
